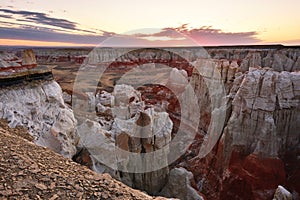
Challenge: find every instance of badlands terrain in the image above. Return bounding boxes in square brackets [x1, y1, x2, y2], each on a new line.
[0, 45, 299, 200]
[0, 119, 165, 200]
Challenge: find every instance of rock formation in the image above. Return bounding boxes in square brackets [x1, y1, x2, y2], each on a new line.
[0, 49, 78, 158]
[75, 84, 173, 195]
[70, 46, 300, 199]
[34, 48, 90, 64]
[0, 80, 78, 158]
[183, 62, 300, 199]
[0, 49, 38, 73]
[273, 186, 293, 200]
[21, 49, 37, 68]
[0, 52, 21, 74]
[223, 68, 299, 157]
[1, 46, 300, 199]
[159, 168, 205, 200]
[33, 45, 300, 72]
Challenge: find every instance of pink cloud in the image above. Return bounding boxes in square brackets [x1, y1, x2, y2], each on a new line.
[132, 24, 261, 46]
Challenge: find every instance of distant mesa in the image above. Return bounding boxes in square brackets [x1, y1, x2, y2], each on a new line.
[0, 49, 37, 72]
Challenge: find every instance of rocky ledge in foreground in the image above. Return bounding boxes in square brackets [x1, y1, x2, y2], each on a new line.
[0, 120, 166, 200]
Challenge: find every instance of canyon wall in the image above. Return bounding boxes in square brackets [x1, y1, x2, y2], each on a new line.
[32, 45, 300, 72]
[181, 51, 300, 199]
[0, 80, 78, 158]
[186, 62, 300, 199]
[0, 50, 78, 158]
[1, 46, 299, 200]
[72, 46, 300, 199]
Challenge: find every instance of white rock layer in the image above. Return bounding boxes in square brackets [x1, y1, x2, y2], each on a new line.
[77, 84, 173, 195]
[273, 185, 293, 200]
[0, 80, 78, 158]
[159, 167, 204, 200]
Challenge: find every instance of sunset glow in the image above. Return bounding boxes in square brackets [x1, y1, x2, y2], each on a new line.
[0, 0, 299, 46]
[0, 39, 94, 47]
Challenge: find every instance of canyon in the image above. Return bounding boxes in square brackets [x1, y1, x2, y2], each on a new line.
[0, 45, 299, 200]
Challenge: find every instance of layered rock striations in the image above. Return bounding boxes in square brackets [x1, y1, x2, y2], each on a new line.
[0, 49, 37, 72]
[0, 50, 78, 158]
[33, 45, 300, 72]
[34, 48, 90, 64]
[207, 46, 300, 72]
[184, 60, 300, 199]
[219, 68, 299, 199]
[1, 46, 299, 200]
[67, 46, 300, 199]
[223, 68, 299, 157]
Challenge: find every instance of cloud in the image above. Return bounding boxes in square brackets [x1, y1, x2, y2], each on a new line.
[0, 8, 97, 34]
[0, 9, 262, 46]
[0, 24, 262, 46]
[0, 9, 76, 30]
[0, 26, 108, 45]
[133, 25, 261, 45]
[183, 27, 260, 45]
[134, 28, 184, 39]
[0, 9, 45, 16]
[0, 8, 117, 46]
[0, 14, 12, 19]
[0, 26, 189, 46]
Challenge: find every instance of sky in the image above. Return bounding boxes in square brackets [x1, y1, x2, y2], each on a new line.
[0, 0, 300, 46]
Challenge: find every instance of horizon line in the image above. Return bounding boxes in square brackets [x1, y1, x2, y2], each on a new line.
[1, 44, 300, 49]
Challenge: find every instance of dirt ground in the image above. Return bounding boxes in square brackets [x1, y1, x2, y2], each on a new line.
[0, 120, 165, 200]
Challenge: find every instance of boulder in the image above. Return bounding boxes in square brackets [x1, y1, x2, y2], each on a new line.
[273, 186, 293, 200]
[159, 167, 205, 200]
